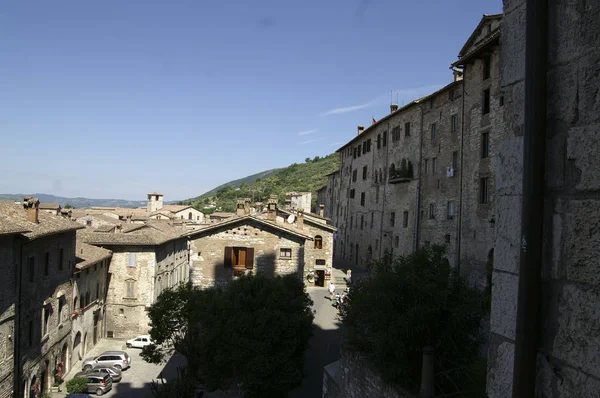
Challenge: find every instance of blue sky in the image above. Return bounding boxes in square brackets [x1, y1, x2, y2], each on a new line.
[0, 0, 501, 201]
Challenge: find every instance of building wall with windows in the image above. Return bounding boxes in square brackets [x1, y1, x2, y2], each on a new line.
[0, 235, 19, 398]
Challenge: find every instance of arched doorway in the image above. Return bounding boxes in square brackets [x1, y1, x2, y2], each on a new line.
[61, 342, 69, 375]
[29, 375, 37, 398]
[82, 333, 88, 357]
[73, 332, 82, 361]
[41, 359, 50, 393]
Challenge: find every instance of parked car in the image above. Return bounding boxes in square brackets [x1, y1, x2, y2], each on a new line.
[126, 335, 152, 348]
[82, 351, 131, 371]
[92, 365, 122, 382]
[73, 370, 90, 379]
[83, 372, 112, 396]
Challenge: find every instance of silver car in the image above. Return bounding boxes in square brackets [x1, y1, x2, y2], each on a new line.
[92, 365, 122, 382]
[83, 372, 112, 396]
[82, 351, 131, 371]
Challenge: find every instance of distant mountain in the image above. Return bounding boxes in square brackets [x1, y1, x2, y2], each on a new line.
[180, 154, 340, 213]
[0, 193, 145, 209]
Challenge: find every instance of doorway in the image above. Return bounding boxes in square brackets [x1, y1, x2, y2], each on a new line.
[315, 270, 325, 287]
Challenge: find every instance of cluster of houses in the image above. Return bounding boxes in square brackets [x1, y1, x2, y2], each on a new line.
[0, 192, 335, 397]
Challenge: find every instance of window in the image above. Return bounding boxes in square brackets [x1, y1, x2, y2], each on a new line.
[367, 139, 371, 152]
[390, 212, 396, 227]
[188, 212, 193, 220]
[432, 158, 438, 174]
[42, 305, 50, 336]
[357, 146, 361, 157]
[315, 259, 326, 266]
[44, 252, 49, 277]
[362, 141, 367, 154]
[360, 192, 365, 206]
[128, 253, 136, 268]
[481, 132, 490, 158]
[371, 213, 374, 229]
[395, 236, 399, 248]
[451, 115, 458, 133]
[352, 169, 357, 182]
[500, 96, 505, 106]
[28, 257, 35, 283]
[392, 126, 401, 142]
[449, 89, 455, 101]
[447, 201, 455, 219]
[350, 216, 353, 229]
[403, 211, 409, 228]
[483, 55, 491, 80]
[424, 159, 429, 174]
[360, 215, 364, 230]
[224, 247, 255, 269]
[377, 134, 381, 149]
[483, 89, 490, 115]
[404, 122, 411, 137]
[424, 241, 431, 248]
[107, 331, 114, 338]
[314, 236, 323, 249]
[349, 189, 355, 199]
[58, 248, 64, 271]
[353, 148, 357, 159]
[430, 99, 434, 109]
[445, 234, 451, 244]
[382, 131, 387, 146]
[480, 178, 490, 204]
[86, 220, 92, 227]
[452, 151, 459, 170]
[429, 203, 435, 219]
[280, 248, 292, 258]
[431, 123, 437, 140]
[363, 166, 367, 180]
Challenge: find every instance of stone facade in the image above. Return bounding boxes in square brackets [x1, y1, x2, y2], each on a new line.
[487, 0, 600, 396]
[0, 236, 18, 398]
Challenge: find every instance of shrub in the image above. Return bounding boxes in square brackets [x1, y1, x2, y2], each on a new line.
[66, 377, 88, 394]
[342, 245, 488, 394]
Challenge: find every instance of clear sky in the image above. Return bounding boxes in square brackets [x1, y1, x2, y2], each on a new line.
[0, 0, 502, 201]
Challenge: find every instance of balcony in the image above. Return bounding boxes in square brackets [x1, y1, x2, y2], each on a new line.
[389, 159, 414, 184]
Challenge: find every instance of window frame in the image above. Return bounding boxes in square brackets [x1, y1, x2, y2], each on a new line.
[480, 177, 490, 204]
[429, 203, 436, 220]
[280, 248, 292, 258]
[447, 201, 455, 220]
[483, 89, 491, 115]
[431, 123, 437, 140]
[481, 132, 490, 158]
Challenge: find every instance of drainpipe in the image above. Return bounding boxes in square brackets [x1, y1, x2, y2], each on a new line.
[457, 76, 466, 273]
[512, 0, 548, 396]
[414, 106, 424, 251]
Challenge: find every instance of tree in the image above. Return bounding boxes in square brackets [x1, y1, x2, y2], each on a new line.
[142, 275, 314, 397]
[64, 204, 73, 209]
[342, 245, 488, 394]
[312, 156, 320, 162]
[305, 157, 311, 163]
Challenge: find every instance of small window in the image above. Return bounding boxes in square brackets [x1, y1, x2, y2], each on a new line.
[352, 169, 357, 182]
[128, 253, 136, 268]
[449, 90, 455, 101]
[367, 139, 371, 152]
[360, 192, 365, 206]
[126, 281, 135, 298]
[431, 123, 437, 140]
[377, 134, 381, 149]
[447, 201, 455, 219]
[42, 305, 50, 336]
[403, 211, 409, 228]
[483, 55, 491, 80]
[315, 259, 326, 266]
[424, 241, 431, 248]
[382, 131, 387, 146]
[314, 236, 323, 249]
[371, 213, 374, 229]
[432, 158, 438, 174]
[429, 203, 435, 219]
[280, 248, 292, 258]
[445, 234, 451, 244]
[362, 141, 367, 154]
[390, 212, 396, 227]
[44, 252, 49, 277]
[404, 122, 411, 137]
[58, 248, 64, 271]
[353, 148, 357, 159]
[452, 151, 459, 170]
[360, 215, 364, 230]
[424, 159, 429, 174]
[28, 257, 35, 283]
[363, 166, 367, 180]
[86, 220, 92, 227]
[500, 96, 505, 106]
[481, 132, 490, 158]
[483, 89, 490, 115]
[349, 189, 355, 199]
[451, 115, 458, 133]
[107, 331, 114, 338]
[480, 178, 490, 204]
[429, 99, 434, 109]
[394, 236, 399, 248]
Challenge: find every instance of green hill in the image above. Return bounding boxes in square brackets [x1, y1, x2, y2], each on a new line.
[180, 154, 340, 213]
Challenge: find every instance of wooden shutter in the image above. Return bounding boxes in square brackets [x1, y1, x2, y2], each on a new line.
[245, 248, 254, 269]
[224, 247, 232, 268]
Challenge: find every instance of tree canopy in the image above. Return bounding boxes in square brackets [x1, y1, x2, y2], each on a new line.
[342, 245, 488, 394]
[142, 275, 314, 398]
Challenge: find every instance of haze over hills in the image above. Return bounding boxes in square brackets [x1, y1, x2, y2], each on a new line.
[180, 154, 340, 213]
[0, 193, 146, 209]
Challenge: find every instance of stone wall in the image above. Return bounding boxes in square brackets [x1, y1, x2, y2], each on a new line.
[487, 0, 600, 396]
[323, 351, 414, 398]
[0, 236, 16, 398]
[189, 220, 306, 289]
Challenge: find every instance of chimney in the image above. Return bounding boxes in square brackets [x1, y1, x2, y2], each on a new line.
[453, 69, 463, 82]
[23, 197, 40, 223]
[236, 200, 245, 216]
[254, 202, 263, 213]
[357, 125, 365, 135]
[267, 198, 277, 221]
[390, 104, 399, 113]
[244, 197, 252, 215]
[297, 210, 304, 230]
[319, 204, 325, 217]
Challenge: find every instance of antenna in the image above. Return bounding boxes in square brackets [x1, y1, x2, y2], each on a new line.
[390, 90, 392, 105]
[396, 91, 399, 104]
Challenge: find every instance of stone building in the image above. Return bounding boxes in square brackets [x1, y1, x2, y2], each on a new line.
[0, 217, 30, 398]
[284, 192, 312, 214]
[187, 200, 336, 289]
[146, 192, 205, 223]
[39, 203, 61, 216]
[325, 15, 501, 288]
[486, 0, 600, 395]
[0, 199, 82, 398]
[78, 222, 189, 339]
[70, 240, 111, 371]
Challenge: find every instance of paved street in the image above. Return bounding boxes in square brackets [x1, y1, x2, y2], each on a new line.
[53, 339, 186, 398]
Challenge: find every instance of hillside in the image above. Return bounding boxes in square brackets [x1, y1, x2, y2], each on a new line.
[180, 154, 340, 213]
[0, 193, 144, 209]
[199, 168, 282, 198]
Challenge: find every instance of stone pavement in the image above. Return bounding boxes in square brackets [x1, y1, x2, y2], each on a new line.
[52, 338, 186, 398]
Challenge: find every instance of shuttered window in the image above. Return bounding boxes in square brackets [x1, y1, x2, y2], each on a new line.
[128, 253, 136, 268]
[224, 247, 254, 269]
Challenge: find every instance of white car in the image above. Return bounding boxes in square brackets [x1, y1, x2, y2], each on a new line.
[126, 335, 152, 349]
